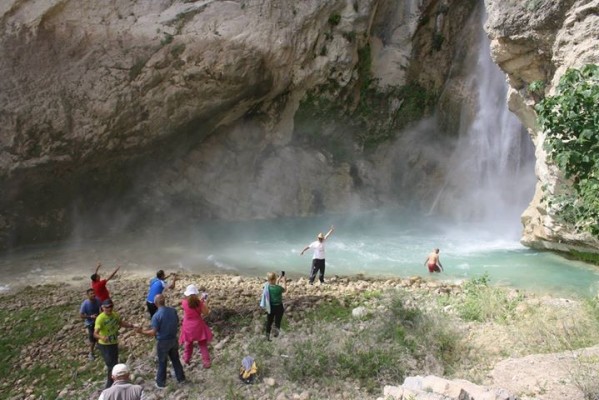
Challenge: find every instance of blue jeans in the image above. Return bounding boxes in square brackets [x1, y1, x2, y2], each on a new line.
[156, 338, 185, 387]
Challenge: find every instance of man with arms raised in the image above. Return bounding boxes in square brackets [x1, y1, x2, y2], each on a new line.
[145, 270, 177, 318]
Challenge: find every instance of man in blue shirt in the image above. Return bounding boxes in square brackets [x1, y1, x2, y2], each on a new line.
[79, 288, 100, 360]
[145, 270, 177, 318]
[137, 294, 185, 388]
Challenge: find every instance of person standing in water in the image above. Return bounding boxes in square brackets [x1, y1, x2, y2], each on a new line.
[425, 248, 443, 273]
[301, 225, 334, 284]
[91, 262, 121, 302]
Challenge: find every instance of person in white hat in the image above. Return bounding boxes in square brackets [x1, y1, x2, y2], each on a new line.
[98, 363, 144, 400]
[300, 225, 335, 284]
[179, 284, 213, 368]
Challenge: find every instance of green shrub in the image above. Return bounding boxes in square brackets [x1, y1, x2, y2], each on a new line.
[536, 64, 599, 236]
[455, 274, 523, 323]
[304, 299, 352, 322]
[328, 13, 341, 26]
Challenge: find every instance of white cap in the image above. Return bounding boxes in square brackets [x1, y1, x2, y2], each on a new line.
[184, 284, 199, 297]
[112, 363, 130, 377]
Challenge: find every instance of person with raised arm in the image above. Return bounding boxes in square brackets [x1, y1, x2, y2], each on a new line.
[145, 270, 177, 318]
[300, 225, 334, 285]
[90, 262, 121, 302]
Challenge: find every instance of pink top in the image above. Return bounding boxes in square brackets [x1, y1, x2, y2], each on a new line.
[179, 298, 213, 344]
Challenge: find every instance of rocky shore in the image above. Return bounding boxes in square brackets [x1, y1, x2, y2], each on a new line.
[1, 271, 598, 400]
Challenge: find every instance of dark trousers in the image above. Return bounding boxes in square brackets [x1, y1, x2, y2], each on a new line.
[146, 301, 158, 318]
[309, 258, 326, 283]
[265, 304, 285, 337]
[98, 343, 119, 388]
[156, 338, 185, 387]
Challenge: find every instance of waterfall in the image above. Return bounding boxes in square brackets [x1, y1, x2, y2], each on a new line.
[433, 9, 536, 238]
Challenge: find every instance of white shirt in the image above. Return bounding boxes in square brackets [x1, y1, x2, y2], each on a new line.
[309, 240, 325, 259]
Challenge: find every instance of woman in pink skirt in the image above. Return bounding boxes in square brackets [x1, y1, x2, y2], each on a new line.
[179, 284, 213, 368]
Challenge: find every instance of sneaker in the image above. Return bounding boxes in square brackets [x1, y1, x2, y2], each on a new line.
[273, 328, 279, 338]
[202, 363, 211, 369]
[87, 352, 95, 361]
[154, 383, 166, 389]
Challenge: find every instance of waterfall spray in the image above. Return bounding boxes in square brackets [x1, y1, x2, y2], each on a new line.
[433, 8, 536, 238]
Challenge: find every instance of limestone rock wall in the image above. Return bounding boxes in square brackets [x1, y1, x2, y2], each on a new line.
[484, 0, 599, 252]
[0, 0, 380, 245]
[1, 0, 485, 249]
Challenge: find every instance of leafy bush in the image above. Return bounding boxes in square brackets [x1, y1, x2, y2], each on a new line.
[456, 274, 523, 323]
[328, 13, 341, 26]
[536, 64, 599, 236]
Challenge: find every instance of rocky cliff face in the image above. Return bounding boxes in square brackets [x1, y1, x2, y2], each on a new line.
[0, 0, 486, 249]
[484, 0, 599, 252]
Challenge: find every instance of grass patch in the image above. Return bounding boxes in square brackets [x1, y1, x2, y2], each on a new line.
[453, 274, 523, 323]
[565, 250, 599, 266]
[304, 298, 351, 322]
[0, 302, 81, 397]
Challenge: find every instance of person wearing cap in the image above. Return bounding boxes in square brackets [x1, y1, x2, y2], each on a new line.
[94, 299, 138, 389]
[98, 364, 144, 400]
[80, 288, 101, 360]
[179, 284, 213, 367]
[300, 225, 335, 284]
[137, 294, 186, 388]
[90, 262, 121, 302]
[145, 270, 177, 318]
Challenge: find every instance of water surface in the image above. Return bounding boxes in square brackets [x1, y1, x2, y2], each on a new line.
[1, 210, 597, 298]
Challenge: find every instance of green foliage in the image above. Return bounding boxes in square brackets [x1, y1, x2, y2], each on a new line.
[525, 0, 543, 11]
[565, 250, 599, 266]
[528, 79, 546, 99]
[161, 33, 174, 45]
[170, 43, 186, 58]
[536, 64, 599, 235]
[304, 298, 352, 322]
[455, 274, 523, 323]
[0, 303, 91, 397]
[328, 13, 341, 26]
[129, 59, 146, 81]
[284, 337, 332, 381]
[343, 31, 357, 43]
[381, 293, 464, 374]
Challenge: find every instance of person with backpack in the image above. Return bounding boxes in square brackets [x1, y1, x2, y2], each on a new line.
[261, 272, 286, 341]
[179, 284, 213, 368]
